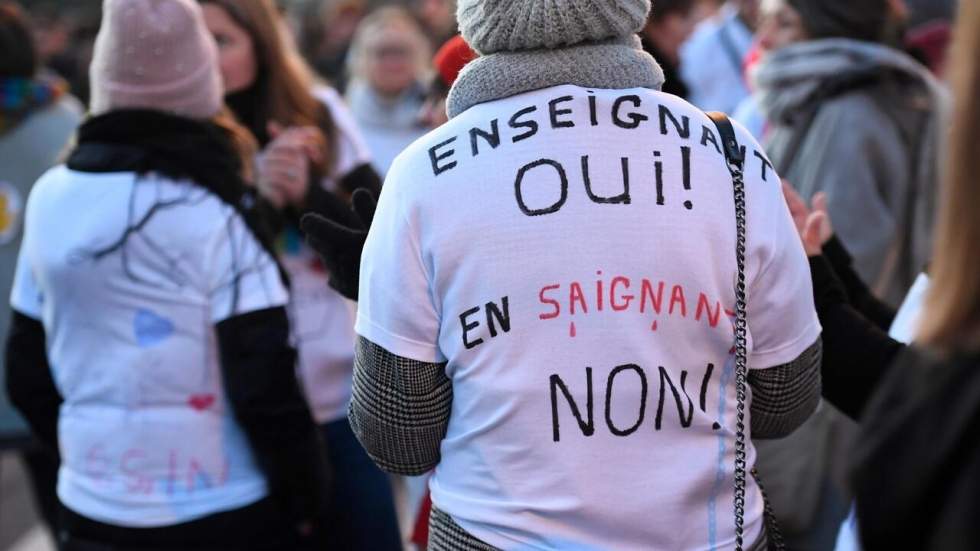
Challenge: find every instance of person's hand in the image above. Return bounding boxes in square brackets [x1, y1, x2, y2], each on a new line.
[300, 188, 377, 300]
[257, 123, 326, 209]
[782, 181, 833, 256]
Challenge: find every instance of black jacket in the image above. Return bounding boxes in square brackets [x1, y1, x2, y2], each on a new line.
[852, 347, 980, 550]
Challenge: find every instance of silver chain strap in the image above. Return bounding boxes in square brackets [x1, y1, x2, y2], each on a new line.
[728, 138, 750, 551]
[708, 113, 785, 551]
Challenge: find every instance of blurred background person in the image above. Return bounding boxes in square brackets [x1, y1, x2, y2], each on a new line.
[199, 1, 400, 548]
[903, 0, 956, 78]
[297, 0, 369, 91]
[0, 0, 83, 540]
[753, 0, 945, 307]
[345, 6, 431, 176]
[5, 0, 332, 548]
[411, 0, 456, 49]
[28, 1, 100, 107]
[640, 0, 700, 98]
[680, 0, 759, 112]
[783, 5, 980, 547]
[740, 1, 947, 549]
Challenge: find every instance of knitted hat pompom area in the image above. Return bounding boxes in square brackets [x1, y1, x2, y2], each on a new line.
[457, 0, 651, 54]
[89, 0, 223, 119]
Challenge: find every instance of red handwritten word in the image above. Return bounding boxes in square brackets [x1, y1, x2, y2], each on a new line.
[538, 273, 733, 336]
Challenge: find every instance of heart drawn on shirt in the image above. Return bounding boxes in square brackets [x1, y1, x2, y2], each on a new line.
[188, 394, 216, 411]
[133, 309, 175, 348]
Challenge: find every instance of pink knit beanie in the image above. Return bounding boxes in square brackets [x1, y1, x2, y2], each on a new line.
[89, 0, 222, 119]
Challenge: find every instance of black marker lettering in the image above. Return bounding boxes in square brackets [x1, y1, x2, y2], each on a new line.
[514, 159, 569, 217]
[612, 95, 649, 129]
[581, 156, 631, 204]
[549, 95, 576, 129]
[551, 368, 595, 441]
[429, 137, 458, 176]
[460, 307, 483, 349]
[509, 106, 539, 142]
[469, 119, 501, 157]
[605, 364, 648, 437]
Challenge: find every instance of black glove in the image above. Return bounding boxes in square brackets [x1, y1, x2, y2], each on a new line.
[300, 188, 377, 301]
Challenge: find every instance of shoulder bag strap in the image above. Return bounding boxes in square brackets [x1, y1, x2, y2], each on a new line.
[706, 112, 786, 551]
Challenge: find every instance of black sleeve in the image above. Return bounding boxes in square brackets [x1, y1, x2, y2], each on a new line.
[4, 311, 62, 453]
[302, 178, 359, 226]
[821, 236, 897, 330]
[335, 163, 382, 197]
[269, 163, 381, 241]
[215, 307, 330, 528]
[810, 255, 905, 419]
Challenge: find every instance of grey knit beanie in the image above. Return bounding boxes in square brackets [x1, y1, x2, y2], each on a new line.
[457, 0, 652, 54]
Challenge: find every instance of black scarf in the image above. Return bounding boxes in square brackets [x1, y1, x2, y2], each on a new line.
[67, 109, 288, 285]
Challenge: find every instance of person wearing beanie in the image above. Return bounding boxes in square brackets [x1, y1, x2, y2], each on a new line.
[731, 0, 949, 549]
[5, 0, 331, 548]
[303, 0, 824, 549]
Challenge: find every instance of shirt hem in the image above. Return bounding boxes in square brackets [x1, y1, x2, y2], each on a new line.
[355, 314, 445, 363]
[750, 318, 822, 369]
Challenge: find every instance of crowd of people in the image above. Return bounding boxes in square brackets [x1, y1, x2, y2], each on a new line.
[0, 0, 974, 549]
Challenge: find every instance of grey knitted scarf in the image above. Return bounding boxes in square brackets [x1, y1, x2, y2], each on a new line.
[446, 35, 666, 118]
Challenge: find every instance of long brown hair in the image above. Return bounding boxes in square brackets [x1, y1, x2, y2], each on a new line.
[212, 107, 259, 183]
[917, 0, 980, 352]
[200, 0, 336, 176]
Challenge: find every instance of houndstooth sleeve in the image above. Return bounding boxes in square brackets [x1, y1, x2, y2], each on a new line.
[348, 336, 453, 476]
[748, 337, 823, 439]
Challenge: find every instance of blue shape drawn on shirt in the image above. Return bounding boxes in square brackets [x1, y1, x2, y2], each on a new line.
[134, 309, 175, 348]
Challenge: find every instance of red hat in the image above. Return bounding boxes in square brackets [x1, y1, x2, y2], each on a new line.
[433, 35, 477, 89]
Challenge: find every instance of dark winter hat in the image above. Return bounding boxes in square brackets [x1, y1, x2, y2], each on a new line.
[457, 0, 651, 54]
[787, 0, 890, 43]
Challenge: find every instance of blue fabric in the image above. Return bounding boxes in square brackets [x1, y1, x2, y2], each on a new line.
[322, 417, 402, 550]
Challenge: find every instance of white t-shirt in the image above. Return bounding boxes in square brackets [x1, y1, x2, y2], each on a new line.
[10, 167, 288, 527]
[284, 86, 371, 424]
[357, 85, 820, 550]
[680, 3, 754, 114]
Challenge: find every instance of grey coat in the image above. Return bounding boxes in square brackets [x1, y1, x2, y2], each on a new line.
[757, 39, 947, 307]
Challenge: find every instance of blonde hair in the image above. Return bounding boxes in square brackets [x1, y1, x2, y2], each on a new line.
[347, 6, 432, 85]
[917, 0, 980, 352]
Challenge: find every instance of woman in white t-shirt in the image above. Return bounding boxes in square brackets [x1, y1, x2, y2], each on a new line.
[6, 0, 329, 548]
[198, 1, 401, 549]
[304, 1, 824, 549]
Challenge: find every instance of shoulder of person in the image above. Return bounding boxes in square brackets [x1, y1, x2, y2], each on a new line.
[22, 164, 74, 207]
